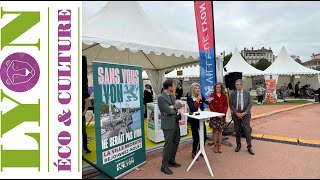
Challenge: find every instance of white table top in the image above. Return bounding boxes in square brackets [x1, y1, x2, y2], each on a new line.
[183, 111, 225, 120]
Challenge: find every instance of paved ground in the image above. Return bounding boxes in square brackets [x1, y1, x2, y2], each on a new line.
[121, 104, 320, 179]
[252, 104, 320, 140]
[83, 103, 319, 179]
[251, 104, 296, 118]
[122, 136, 320, 179]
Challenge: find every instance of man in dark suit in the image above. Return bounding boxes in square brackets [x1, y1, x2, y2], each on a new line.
[229, 79, 254, 155]
[158, 80, 182, 175]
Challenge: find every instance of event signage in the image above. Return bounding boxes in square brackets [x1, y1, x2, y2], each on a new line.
[266, 79, 277, 103]
[92, 61, 146, 179]
[194, 1, 216, 106]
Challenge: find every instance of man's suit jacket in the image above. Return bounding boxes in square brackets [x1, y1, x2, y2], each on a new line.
[229, 89, 252, 120]
[157, 92, 182, 130]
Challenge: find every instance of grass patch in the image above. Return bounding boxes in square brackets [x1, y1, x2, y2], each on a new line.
[253, 100, 311, 105]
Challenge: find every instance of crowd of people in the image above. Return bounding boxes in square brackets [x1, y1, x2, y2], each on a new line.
[155, 79, 254, 175]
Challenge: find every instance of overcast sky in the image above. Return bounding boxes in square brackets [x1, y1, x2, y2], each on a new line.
[82, 1, 320, 62]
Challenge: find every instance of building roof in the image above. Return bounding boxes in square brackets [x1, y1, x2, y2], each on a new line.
[242, 47, 272, 53]
[303, 58, 320, 64]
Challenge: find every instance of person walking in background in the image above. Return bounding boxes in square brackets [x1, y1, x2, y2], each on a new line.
[187, 83, 210, 160]
[82, 92, 91, 154]
[229, 79, 254, 155]
[150, 84, 154, 100]
[295, 81, 300, 98]
[207, 82, 229, 153]
[158, 80, 182, 175]
[175, 82, 183, 100]
[256, 82, 266, 104]
[288, 82, 293, 90]
[144, 84, 154, 118]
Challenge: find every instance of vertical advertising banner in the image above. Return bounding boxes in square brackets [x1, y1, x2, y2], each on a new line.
[92, 62, 146, 179]
[0, 1, 81, 179]
[266, 79, 277, 103]
[194, 1, 216, 106]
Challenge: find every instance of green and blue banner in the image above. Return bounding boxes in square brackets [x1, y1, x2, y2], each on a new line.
[93, 61, 146, 179]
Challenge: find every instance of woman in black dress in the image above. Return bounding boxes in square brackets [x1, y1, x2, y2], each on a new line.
[187, 82, 211, 160]
[144, 84, 154, 118]
[175, 83, 183, 100]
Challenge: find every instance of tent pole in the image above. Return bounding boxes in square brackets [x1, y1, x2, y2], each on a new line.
[140, 50, 157, 70]
[82, 43, 99, 52]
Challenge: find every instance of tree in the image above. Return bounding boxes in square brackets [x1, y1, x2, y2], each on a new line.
[252, 58, 272, 71]
[223, 52, 232, 67]
[314, 66, 320, 71]
[295, 58, 302, 64]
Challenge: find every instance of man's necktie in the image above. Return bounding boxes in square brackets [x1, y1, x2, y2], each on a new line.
[168, 94, 173, 105]
[237, 92, 241, 112]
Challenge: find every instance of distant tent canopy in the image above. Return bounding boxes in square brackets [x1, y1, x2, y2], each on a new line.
[264, 46, 320, 89]
[224, 48, 265, 77]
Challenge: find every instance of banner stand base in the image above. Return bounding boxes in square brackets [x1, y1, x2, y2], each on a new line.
[82, 156, 113, 179]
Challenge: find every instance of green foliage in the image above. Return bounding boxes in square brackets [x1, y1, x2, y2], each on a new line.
[251, 58, 272, 71]
[295, 58, 302, 64]
[100, 104, 115, 113]
[223, 52, 232, 67]
[314, 66, 320, 71]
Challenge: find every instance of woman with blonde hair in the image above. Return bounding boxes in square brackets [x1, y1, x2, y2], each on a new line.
[186, 82, 210, 160]
[207, 82, 229, 153]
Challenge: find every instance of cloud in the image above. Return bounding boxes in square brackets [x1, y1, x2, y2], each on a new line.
[82, 1, 320, 62]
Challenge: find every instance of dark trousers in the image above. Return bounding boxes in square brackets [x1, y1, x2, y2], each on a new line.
[188, 118, 207, 155]
[162, 122, 181, 167]
[82, 116, 89, 150]
[295, 90, 299, 98]
[257, 95, 264, 103]
[233, 115, 252, 148]
[144, 103, 147, 118]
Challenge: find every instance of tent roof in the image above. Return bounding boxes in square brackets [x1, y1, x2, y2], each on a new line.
[264, 46, 320, 75]
[82, 1, 199, 71]
[224, 48, 265, 76]
[165, 65, 199, 79]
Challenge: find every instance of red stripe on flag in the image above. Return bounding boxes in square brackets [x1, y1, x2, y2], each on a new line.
[194, 1, 214, 52]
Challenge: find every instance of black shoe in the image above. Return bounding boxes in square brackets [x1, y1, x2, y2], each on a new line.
[161, 166, 173, 175]
[248, 148, 255, 155]
[84, 149, 92, 154]
[235, 145, 241, 152]
[168, 161, 181, 168]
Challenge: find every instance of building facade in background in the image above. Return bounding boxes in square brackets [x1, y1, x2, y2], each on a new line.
[303, 53, 320, 69]
[241, 47, 274, 64]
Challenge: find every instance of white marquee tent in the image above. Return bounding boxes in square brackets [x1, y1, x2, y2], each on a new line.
[165, 65, 200, 79]
[163, 49, 265, 89]
[164, 55, 222, 77]
[82, 1, 200, 94]
[165, 48, 266, 78]
[223, 48, 266, 89]
[224, 48, 265, 77]
[264, 46, 320, 89]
